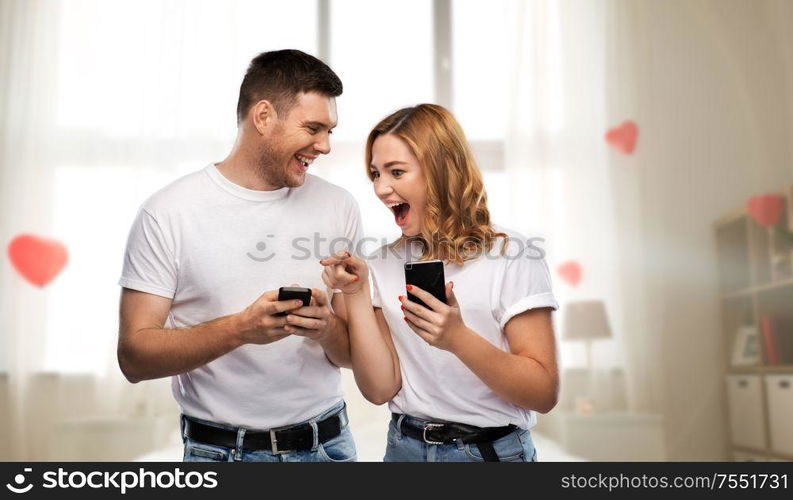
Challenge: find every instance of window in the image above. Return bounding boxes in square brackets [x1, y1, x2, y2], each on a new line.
[328, 0, 434, 142]
[46, 165, 187, 372]
[43, 0, 319, 373]
[40, 0, 532, 373]
[452, 1, 511, 141]
[56, 0, 317, 139]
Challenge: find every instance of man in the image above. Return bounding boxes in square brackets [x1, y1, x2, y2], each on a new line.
[117, 50, 362, 462]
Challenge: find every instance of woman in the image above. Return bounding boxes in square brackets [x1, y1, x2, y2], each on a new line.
[320, 104, 559, 462]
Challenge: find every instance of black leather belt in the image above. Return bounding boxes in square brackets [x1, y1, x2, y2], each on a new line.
[184, 405, 348, 454]
[392, 413, 516, 462]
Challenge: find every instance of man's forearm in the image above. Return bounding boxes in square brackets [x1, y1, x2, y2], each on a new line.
[319, 313, 352, 368]
[118, 314, 243, 383]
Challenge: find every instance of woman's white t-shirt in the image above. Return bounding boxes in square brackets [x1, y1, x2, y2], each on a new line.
[368, 226, 558, 429]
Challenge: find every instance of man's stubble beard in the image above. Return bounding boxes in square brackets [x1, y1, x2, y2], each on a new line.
[253, 129, 305, 189]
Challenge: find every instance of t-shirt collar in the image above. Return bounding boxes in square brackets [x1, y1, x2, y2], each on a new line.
[205, 163, 291, 202]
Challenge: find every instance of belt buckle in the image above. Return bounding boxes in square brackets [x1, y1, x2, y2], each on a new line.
[268, 405, 342, 454]
[269, 428, 292, 455]
[422, 423, 445, 445]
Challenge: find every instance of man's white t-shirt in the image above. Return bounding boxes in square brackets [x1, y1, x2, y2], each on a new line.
[369, 227, 558, 429]
[119, 164, 362, 430]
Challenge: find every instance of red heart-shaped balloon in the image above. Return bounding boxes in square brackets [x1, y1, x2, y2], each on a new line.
[605, 120, 639, 154]
[557, 261, 582, 287]
[7, 234, 69, 287]
[746, 194, 784, 228]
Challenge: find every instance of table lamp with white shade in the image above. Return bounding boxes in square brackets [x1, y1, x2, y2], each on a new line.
[562, 300, 612, 413]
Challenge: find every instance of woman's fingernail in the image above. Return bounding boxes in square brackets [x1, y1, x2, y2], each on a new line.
[400, 305, 405, 311]
[403, 317, 408, 322]
[406, 285, 413, 291]
[398, 295, 404, 301]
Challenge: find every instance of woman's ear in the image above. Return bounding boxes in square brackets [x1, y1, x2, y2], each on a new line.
[251, 100, 278, 135]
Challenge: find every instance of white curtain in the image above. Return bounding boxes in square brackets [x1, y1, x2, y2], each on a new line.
[1, 0, 62, 460]
[0, 0, 319, 460]
[504, 0, 663, 414]
[0, 0, 669, 461]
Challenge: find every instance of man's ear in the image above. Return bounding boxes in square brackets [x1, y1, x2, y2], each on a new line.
[251, 100, 278, 135]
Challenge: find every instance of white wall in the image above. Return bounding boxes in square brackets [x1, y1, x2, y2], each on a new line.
[616, 0, 793, 460]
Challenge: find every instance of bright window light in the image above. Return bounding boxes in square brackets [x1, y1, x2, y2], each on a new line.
[46, 165, 195, 373]
[452, 0, 510, 140]
[329, 0, 434, 142]
[56, 0, 317, 139]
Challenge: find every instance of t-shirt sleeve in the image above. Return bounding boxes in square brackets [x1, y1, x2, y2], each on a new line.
[370, 268, 383, 308]
[345, 199, 382, 307]
[330, 194, 365, 294]
[343, 196, 364, 254]
[118, 207, 177, 299]
[494, 252, 559, 330]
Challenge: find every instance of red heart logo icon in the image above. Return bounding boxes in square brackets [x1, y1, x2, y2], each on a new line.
[605, 120, 639, 154]
[557, 261, 582, 287]
[747, 194, 785, 228]
[7, 234, 69, 287]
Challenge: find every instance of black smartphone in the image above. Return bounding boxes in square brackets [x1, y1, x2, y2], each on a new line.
[276, 286, 312, 316]
[404, 260, 447, 309]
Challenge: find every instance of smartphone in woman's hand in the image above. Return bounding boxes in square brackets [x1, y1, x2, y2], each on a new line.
[404, 260, 446, 309]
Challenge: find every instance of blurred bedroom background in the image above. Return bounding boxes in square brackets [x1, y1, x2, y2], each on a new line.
[2, 0, 793, 461]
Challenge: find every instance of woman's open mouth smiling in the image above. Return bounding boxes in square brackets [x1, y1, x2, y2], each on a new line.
[386, 201, 410, 226]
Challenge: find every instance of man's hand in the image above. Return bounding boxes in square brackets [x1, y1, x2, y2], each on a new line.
[236, 289, 306, 345]
[284, 288, 335, 341]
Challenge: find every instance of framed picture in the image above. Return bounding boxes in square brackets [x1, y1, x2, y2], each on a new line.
[732, 325, 761, 367]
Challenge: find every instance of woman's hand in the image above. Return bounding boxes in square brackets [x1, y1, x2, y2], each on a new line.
[399, 282, 470, 352]
[319, 251, 369, 295]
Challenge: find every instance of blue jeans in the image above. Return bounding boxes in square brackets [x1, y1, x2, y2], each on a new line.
[181, 400, 357, 462]
[383, 414, 538, 462]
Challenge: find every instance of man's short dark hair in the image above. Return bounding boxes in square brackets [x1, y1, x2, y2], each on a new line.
[236, 49, 343, 124]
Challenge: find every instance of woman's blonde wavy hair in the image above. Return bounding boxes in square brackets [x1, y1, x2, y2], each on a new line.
[365, 104, 506, 265]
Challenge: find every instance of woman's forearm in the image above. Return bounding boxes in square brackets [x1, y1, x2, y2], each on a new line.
[449, 328, 558, 413]
[345, 284, 402, 404]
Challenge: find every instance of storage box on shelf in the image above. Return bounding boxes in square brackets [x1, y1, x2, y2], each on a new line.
[725, 375, 767, 450]
[715, 187, 793, 462]
[765, 375, 793, 457]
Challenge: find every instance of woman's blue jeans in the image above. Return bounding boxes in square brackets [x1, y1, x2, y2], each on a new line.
[383, 414, 538, 462]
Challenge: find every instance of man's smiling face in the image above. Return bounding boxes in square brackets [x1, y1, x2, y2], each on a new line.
[255, 91, 337, 188]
